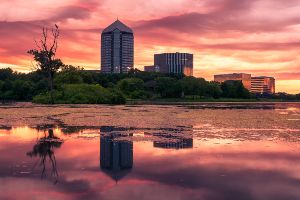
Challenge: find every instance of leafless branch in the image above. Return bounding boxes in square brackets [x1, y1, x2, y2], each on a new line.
[29, 61, 39, 72]
[50, 25, 59, 55]
[34, 39, 42, 51]
[42, 27, 48, 52]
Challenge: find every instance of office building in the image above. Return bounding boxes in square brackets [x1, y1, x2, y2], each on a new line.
[145, 52, 193, 76]
[144, 65, 160, 72]
[251, 76, 275, 94]
[101, 20, 134, 73]
[214, 73, 252, 91]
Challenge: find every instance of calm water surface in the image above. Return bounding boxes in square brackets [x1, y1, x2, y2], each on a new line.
[0, 103, 300, 200]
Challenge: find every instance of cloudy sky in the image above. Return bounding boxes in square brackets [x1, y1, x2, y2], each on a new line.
[1, 0, 300, 93]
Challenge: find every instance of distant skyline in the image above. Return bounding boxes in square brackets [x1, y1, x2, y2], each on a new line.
[1, 0, 300, 93]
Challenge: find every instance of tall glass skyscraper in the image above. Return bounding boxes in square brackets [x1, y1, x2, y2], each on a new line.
[101, 20, 134, 73]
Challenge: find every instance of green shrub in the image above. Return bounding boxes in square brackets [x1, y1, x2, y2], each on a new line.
[33, 91, 63, 104]
[33, 84, 125, 104]
[117, 78, 144, 92]
[117, 78, 147, 99]
[155, 77, 182, 98]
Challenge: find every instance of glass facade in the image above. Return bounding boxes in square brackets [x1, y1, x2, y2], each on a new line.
[153, 52, 193, 76]
[101, 20, 134, 73]
[251, 77, 275, 94]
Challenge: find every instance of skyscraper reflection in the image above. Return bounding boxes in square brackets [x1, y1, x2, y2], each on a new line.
[100, 126, 133, 182]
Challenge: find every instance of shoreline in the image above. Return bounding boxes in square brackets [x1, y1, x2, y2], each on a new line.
[1, 101, 300, 107]
[126, 99, 300, 105]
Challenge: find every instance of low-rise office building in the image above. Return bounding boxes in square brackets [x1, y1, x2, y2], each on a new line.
[144, 52, 193, 76]
[144, 65, 160, 72]
[251, 76, 275, 94]
[214, 73, 252, 91]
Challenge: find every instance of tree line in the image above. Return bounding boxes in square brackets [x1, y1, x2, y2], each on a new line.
[1, 66, 299, 104]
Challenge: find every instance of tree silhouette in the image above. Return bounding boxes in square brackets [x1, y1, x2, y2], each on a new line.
[28, 24, 63, 104]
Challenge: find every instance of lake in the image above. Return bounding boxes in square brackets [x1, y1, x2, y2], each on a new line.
[0, 103, 300, 200]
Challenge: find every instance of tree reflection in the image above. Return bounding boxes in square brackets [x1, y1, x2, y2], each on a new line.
[27, 129, 63, 184]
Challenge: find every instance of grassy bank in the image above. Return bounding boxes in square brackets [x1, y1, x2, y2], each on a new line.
[33, 84, 126, 104]
[127, 98, 300, 105]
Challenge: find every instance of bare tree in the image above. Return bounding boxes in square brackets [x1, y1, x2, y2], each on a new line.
[28, 24, 63, 104]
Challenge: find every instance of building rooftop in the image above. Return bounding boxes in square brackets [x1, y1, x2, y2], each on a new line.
[252, 76, 275, 79]
[154, 52, 193, 55]
[102, 19, 133, 34]
[214, 73, 251, 76]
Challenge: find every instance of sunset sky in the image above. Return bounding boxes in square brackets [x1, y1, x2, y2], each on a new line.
[1, 0, 300, 93]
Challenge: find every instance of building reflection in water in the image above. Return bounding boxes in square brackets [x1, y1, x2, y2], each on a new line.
[153, 133, 193, 149]
[27, 129, 63, 184]
[100, 126, 133, 182]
